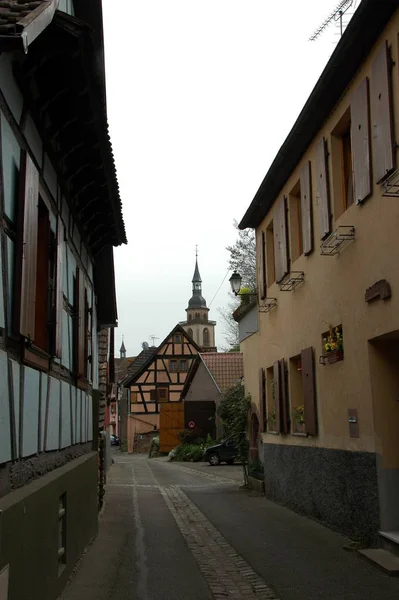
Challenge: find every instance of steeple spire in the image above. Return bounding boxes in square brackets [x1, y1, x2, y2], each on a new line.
[187, 249, 207, 309]
[120, 336, 126, 359]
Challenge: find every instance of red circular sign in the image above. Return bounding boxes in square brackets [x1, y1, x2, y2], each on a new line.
[188, 421, 195, 429]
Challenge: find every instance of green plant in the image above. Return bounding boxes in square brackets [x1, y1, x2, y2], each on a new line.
[267, 406, 276, 428]
[248, 458, 264, 476]
[292, 405, 305, 426]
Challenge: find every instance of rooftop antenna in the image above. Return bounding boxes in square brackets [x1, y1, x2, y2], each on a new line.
[149, 335, 159, 346]
[309, 0, 354, 42]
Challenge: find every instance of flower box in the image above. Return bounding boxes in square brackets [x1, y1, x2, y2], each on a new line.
[320, 349, 344, 365]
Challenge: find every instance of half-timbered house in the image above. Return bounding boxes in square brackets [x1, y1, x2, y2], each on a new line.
[123, 325, 201, 450]
[0, 2, 126, 599]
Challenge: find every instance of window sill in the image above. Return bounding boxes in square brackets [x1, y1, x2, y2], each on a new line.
[266, 430, 279, 435]
[291, 432, 308, 437]
[24, 345, 50, 371]
[77, 376, 89, 391]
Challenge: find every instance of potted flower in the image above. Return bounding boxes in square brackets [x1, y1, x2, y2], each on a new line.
[292, 405, 305, 433]
[321, 325, 344, 365]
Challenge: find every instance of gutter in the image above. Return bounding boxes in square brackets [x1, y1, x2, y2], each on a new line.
[14, 0, 59, 53]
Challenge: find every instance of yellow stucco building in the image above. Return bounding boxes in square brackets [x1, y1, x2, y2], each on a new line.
[237, 0, 399, 545]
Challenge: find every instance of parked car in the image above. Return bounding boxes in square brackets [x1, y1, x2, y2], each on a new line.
[110, 434, 120, 447]
[205, 434, 244, 466]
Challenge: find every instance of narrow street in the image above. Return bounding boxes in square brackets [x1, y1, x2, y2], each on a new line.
[60, 454, 399, 600]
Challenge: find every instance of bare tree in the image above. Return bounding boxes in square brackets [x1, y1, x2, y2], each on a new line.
[226, 221, 256, 291]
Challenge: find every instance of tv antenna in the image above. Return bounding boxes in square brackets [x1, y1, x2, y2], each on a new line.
[149, 335, 159, 346]
[309, 0, 354, 42]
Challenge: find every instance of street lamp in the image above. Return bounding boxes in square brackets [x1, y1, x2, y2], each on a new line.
[229, 271, 242, 296]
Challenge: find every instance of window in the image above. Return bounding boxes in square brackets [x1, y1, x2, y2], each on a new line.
[34, 197, 57, 353]
[289, 180, 303, 263]
[188, 314, 192, 321]
[170, 359, 187, 372]
[174, 334, 182, 343]
[157, 387, 169, 402]
[289, 355, 305, 434]
[76, 270, 92, 386]
[203, 328, 209, 347]
[179, 359, 187, 372]
[187, 328, 193, 339]
[266, 221, 275, 285]
[258, 230, 266, 299]
[170, 359, 177, 371]
[331, 109, 353, 219]
[266, 366, 276, 432]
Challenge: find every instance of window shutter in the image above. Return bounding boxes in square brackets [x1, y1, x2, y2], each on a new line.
[258, 230, 266, 300]
[301, 347, 317, 436]
[259, 367, 265, 433]
[371, 41, 395, 183]
[316, 137, 331, 239]
[351, 78, 372, 203]
[20, 153, 39, 340]
[279, 359, 290, 434]
[300, 161, 313, 255]
[150, 389, 157, 402]
[273, 196, 289, 283]
[273, 360, 280, 434]
[77, 268, 85, 377]
[55, 220, 64, 358]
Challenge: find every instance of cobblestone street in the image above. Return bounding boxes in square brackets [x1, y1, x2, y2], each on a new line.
[59, 454, 399, 600]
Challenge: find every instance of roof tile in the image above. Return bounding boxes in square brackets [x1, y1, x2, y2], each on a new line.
[201, 352, 244, 394]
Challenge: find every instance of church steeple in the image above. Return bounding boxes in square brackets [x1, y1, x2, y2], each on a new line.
[120, 337, 126, 359]
[187, 249, 207, 310]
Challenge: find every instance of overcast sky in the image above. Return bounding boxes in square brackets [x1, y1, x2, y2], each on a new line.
[102, 0, 357, 357]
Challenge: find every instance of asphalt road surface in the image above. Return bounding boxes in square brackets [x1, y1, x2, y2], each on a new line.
[59, 453, 399, 600]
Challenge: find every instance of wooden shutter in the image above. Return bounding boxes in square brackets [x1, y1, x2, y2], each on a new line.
[351, 78, 372, 203]
[279, 359, 290, 434]
[300, 161, 313, 255]
[273, 196, 289, 283]
[150, 388, 157, 402]
[55, 220, 64, 357]
[77, 268, 85, 377]
[259, 368, 265, 433]
[258, 230, 266, 300]
[371, 41, 395, 183]
[20, 153, 39, 340]
[301, 347, 317, 436]
[273, 360, 280, 434]
[316, 137, 331, 239]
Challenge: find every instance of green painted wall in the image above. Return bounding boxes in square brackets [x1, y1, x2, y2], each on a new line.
[0, 452, 98, 600]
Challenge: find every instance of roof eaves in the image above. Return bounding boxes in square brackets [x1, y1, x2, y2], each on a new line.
[239, 0, 398, 230]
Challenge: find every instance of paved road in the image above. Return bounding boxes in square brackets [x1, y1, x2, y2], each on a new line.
[60, 453, 399, 600]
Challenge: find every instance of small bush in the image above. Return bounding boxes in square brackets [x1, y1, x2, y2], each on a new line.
[171, 435, 216, 462]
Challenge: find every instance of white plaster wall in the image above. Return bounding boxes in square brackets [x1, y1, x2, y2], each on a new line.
[0, 350, 11, 464]
[0, 54, 23, 122]
[11, 360, 20, 458]
[60, 381, 72, 449]
[40, 372, 48, 452]
[22, 367, 40, 457]
[46, 377, 60, 451]
[0, 239, 4, 329]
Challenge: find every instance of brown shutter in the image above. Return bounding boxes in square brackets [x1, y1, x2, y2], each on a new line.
[351, 78, 372, 203]
[258, 230, 266, 300]
[279, 359, 290, 434]
[300, 161, 313, 255]
[77, 268, 85, 377]
[273, 360, 280, 434]
[259, 367, 265, 433]
[150, 389, 157, 402]
[20, 153, 39, 340]
[273, 196, 289, 283]
[301, 347, 317, 436]
[55, 220, 64, 357]
[316, 137, 331, 239]
[371, 41, 395, 183]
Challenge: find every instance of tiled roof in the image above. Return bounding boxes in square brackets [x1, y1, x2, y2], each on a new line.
[115, 356, 136, 382]
[201, 352, 244, 394]
[0, 1, 45, 34]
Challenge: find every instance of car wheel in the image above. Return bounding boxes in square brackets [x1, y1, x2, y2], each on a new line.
[226, 458, 234, 465]
[208, 453, 220, 466]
